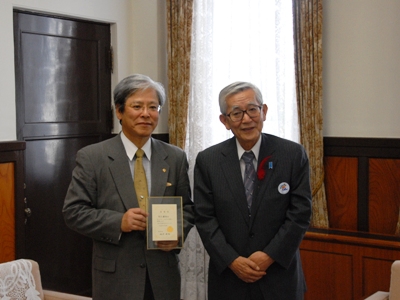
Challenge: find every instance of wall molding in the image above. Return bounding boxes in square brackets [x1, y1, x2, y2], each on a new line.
[324, 137, 400, 158]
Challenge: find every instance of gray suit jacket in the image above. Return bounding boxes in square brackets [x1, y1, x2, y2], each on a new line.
[194, 133, 312, 300]
[63, 135, 194, 300]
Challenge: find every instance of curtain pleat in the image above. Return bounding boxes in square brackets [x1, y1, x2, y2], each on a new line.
[167, 0, 194, 149]
[293, 0, 329, 228]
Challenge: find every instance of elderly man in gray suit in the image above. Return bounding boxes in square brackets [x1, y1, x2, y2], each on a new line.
[194, 81, 312, 300]
[63, 74, 194, 300]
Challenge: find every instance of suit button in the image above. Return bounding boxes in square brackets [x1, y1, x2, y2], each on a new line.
[249, 233, 255, 238]
[140, 263, 146, 268]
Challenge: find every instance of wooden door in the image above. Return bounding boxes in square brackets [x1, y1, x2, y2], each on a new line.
[14, 11, 112, 296]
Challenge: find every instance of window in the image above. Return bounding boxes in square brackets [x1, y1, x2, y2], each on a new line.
[185, 0, 298, 168]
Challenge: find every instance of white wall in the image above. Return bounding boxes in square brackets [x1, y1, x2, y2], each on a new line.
[0, 0, 168, 141]
[131, 0, 168, 134]
[323, 0, 400, 138]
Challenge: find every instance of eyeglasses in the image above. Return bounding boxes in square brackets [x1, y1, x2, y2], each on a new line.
[128, 103, 160, 112]
[226, 105, 262, 122]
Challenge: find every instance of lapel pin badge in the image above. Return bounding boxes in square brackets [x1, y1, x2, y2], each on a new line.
[278, 182, 290, 194]
[268, 162, 273, 169]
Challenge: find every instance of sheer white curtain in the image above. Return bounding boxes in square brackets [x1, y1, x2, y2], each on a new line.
[179, 1, 297, 299]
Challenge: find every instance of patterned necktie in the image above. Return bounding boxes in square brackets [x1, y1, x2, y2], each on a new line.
[134, 149, 148, 211]
[242, 151, 256, 210]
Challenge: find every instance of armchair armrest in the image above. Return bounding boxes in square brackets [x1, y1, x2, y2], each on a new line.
[364, 291, 389, 300]
[44, 290, 92, 300]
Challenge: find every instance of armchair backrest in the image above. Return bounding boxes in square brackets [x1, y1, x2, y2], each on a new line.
[0, 259, 45, 300]
[389, 260, 400, 300]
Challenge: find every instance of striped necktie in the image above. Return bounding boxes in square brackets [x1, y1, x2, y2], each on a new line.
[242, 151, 256, 210]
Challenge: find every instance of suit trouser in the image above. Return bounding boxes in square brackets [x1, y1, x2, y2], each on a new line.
[144, 270, 155, 300]
[246, 285, 304, 300]
[246, 284, 264, 300]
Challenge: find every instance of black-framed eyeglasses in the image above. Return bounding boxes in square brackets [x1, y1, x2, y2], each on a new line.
[226, 105, 262, 122]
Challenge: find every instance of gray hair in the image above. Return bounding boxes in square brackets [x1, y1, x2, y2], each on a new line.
[218, 81, 263, 114]
[113, 74, 166, 113]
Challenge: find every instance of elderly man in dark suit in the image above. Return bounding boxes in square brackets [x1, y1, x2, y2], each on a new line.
[63, 74, 194, 300]
[194, 81, 312, 300]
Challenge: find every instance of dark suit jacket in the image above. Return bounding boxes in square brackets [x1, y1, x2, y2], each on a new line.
[194, 133, 312, 300]
[63, 134, 194, 300]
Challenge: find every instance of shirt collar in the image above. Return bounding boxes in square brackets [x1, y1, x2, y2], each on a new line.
[120, 132, 152, 161]
[236, 135, 262, 161]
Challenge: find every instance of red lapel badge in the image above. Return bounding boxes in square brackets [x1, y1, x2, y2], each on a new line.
[257, 155, 272, 180]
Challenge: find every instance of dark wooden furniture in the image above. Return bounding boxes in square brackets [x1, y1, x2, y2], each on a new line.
[0, 141, 26, 263]
[301, 137, 400, 300]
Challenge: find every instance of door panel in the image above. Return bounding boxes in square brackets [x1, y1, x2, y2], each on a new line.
[24, 136, 99, 293]
[22, 34, 99, 123]
[14, 11, 111, 295]
[15, 12, 111, 137]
